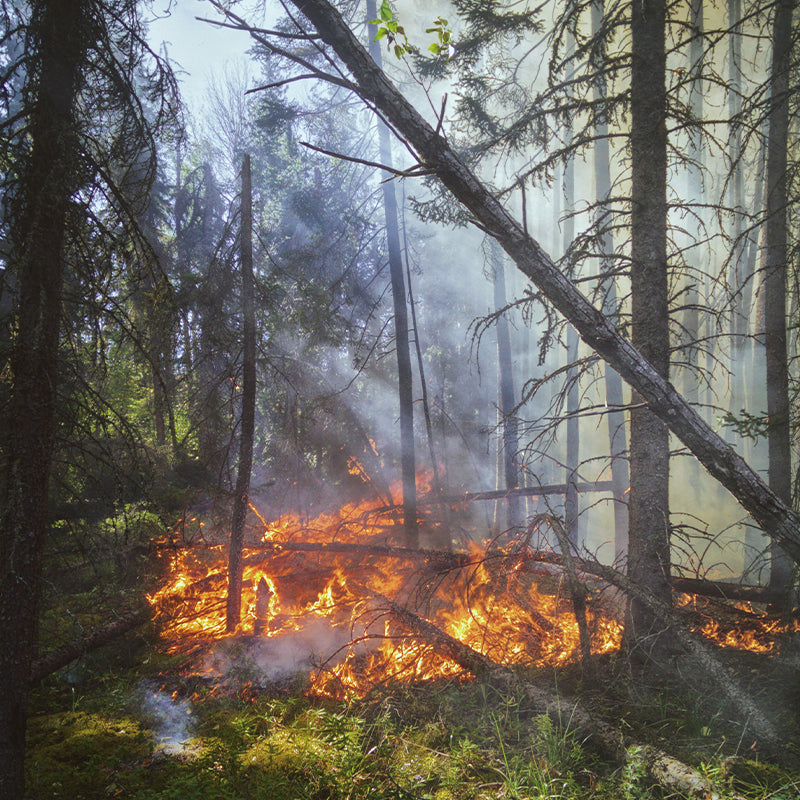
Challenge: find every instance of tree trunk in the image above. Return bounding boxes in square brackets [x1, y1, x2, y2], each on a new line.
[490, 240, 521, 530]
[366, 0, 417, 548]
[727, 0, 747, 422]
[560, 38, 581, 548]
[626, 0, 672, 657]
[591, 0, 629, 562]
[287, 0, 800, 565]
[763, 0, 795, 607]
[0, 1, 88, 793]
[226, 154, 257, 632]
[683, 0, 704, 408]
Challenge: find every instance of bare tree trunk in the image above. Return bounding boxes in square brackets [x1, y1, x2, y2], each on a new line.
[683, 0, 705, 408]
[490, 240, 521, 530]
[287, 0, 800, 564]
[591, 0, 629, 562]
[763, 0, 795, 607]
[727, 0, 747, 423]
[366, 0, 417, 548]
[226, 154, 257, 631]
[559, 32, 582, 548]
[0, 2, 88, 793]
[626, 0, 672, 657]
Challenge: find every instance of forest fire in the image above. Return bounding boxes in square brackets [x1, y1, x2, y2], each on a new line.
[148, 491, 627, 698]
[149, 493, 794, 700]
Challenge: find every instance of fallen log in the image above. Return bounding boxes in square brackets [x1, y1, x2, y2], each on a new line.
[670, 576, 787, 606]
[30, 607, 151, 685]
[374, 481, 617, 512]
[376, 595, 746, 800]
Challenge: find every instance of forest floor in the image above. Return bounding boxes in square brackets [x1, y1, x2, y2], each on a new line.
[25, 626, 800, 800]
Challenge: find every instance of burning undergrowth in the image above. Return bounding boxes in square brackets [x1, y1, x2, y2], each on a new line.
[148, 492, 797, 701]
[148, 492, 623, 698]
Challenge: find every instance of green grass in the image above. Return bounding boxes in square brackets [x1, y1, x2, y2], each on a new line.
[28, 657, 800, 800]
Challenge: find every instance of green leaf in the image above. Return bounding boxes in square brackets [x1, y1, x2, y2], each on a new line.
[373, 27, 387, 41]
[428, 42, 441, 54]
[394, 44, 404, 58]
[379, 0, 392, 22]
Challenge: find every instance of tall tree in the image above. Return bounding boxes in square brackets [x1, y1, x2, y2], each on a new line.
[626, 0, 672, 656]
[590, 0, 629, 560]
[366, 0, 418, 548]
[490, 240, 521, 530]
[0, 2, 91, 792]
[0, 1, 174, 790]
[226, 154, 257, 632]
[763, 0, 795, 606]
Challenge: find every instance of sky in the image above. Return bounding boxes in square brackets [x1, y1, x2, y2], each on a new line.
[146, 0, 254, 113]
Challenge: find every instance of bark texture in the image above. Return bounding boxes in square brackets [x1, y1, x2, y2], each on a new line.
[288, 0, 800, 563]
[367, 0, 418, 548]
[763, 0, 795, 603]
[627, 0, 672, 656]
[0, 1, 89, 793]
[226, 153, 257, 631]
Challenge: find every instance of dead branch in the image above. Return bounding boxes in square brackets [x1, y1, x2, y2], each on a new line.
[547, 515, 593, 676]
[30, 607, 151, 685]
[375, 480, 616, 512]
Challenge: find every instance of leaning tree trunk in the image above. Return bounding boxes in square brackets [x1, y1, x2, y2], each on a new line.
[366, 0, 417, 548]
[763, 0, 795, 608]
[591, 0, 629, 561]
[226, 153, 257, 632]
[626, 0, 673, 657]
[0, 1, 88, 794]
[287, 0, 800, 564]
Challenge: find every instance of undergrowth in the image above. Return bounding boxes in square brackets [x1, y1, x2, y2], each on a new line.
[25, 652, 800, 800]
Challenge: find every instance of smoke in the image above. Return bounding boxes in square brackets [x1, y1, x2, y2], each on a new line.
[138, 681, 196, 754]
[202, 618, 354, 686]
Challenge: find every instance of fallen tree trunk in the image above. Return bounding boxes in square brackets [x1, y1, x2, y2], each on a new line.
[378, 595, 746, 800]
[670, 576, 788, 606]
[30, 607, 151, 685]
[281, 0, 800, 564]
[376, 481, 617, 512]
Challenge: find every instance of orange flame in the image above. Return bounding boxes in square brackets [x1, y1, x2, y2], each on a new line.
[149, 496, 791, 699]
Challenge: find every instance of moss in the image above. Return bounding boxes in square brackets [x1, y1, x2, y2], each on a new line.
[720, 757, 798, 795]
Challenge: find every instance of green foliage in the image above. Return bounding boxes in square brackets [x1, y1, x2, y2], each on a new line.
[369, 1, 417, 60]
[26, 662, 800, 800]
[719, 409, 771, 442]
[426, 17, 453, 57]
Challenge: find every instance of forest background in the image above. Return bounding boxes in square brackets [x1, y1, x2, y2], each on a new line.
[1, 0, 800, 797]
